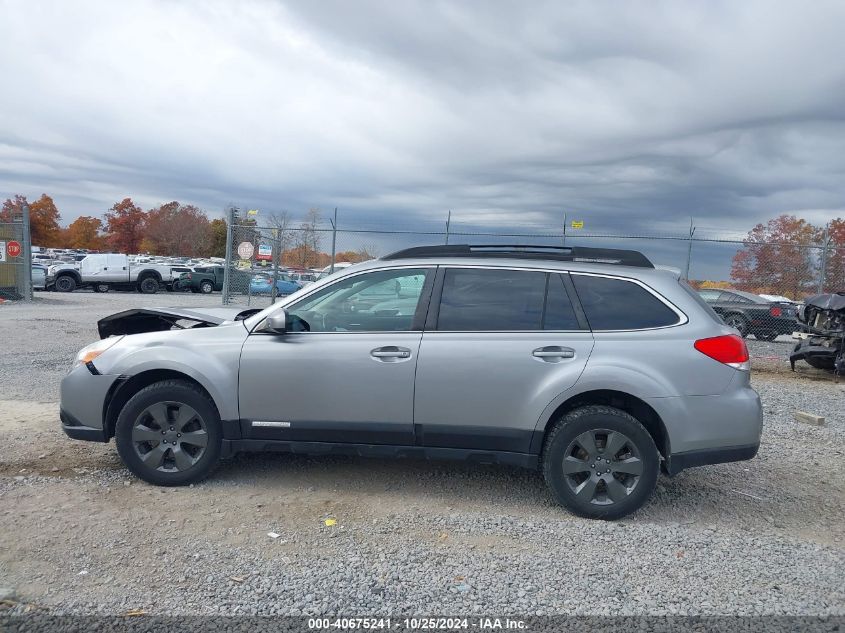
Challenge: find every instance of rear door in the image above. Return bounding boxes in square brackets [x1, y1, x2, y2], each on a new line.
[413, 267, 594, 453]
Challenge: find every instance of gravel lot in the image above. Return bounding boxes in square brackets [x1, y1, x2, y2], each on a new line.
[0, 292, 843, 616]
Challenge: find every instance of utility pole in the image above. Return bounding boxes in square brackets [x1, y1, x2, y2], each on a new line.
[684, 217, 695, 280]
[329, 207, 338, 273]
[445, 211, 451, 245]
[818, 223, 830, 294]
[562, 212, 567, 247]
[222, 205, 235, 305]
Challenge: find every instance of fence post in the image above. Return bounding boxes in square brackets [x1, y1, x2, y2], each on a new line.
[818, 224, 830, 294]
[683, 217, 695, 280]
[21, 203, 33, 300]
[445, 211, 451, 245]
[222, 206, 235, 305]
[562, 212, 567, 247]
[329, 207, 338, 274]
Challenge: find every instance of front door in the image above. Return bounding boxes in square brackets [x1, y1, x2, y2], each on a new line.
[238, 267, 434, 445]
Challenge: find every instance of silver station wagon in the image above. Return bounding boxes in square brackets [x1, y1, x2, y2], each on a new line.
[61, 245, 762, 519]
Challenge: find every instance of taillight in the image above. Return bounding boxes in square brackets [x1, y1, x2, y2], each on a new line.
[694, 334, 750, 370]
[769, 306, 782, 317]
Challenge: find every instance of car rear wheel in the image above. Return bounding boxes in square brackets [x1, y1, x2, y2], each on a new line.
[92, 283, 109, 293]
[138, 277, 159, 294]
[724, 314, 749, 337]
[200, 281, 214, 294]
[542, 405, 659, 520]
[115, 380, 222, 486]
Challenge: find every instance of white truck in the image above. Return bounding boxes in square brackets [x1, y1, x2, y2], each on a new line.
[49, 254, 177, 294]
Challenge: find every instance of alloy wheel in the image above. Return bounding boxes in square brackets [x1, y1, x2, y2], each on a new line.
[561, 429, 644, 506]
[131, 401, 209, 473]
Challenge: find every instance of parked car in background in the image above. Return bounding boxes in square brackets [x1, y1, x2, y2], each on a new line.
[697, 288, 797, 340]
[315, 261, 354, 281]
[249, 273, 301, 296]
[48, 254, 178, 294]
[175, 266, 252, 294]
[288, 271, 318, 286]
[31, 264, 47, 290]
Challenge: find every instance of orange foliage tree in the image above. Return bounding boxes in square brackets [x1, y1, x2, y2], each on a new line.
[1, 194, 63, 246]
[730, 215, 822, 299]
[64, 216, 105, 250]
[105, 198, 146, 253]
[141, 201, 211, 257]
[822, 218, 845, 292]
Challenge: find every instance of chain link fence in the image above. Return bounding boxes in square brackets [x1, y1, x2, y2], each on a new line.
[0, 203, 33, 301]
[221, 207, 842, 342]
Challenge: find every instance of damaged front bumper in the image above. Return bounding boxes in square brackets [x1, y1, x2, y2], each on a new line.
[790, 292, 845, 375]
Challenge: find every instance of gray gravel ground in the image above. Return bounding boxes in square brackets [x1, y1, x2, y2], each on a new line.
[0, 292, 843, 616]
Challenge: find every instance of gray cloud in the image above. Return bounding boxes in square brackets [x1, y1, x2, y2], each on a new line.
[1, 0, 843, 266]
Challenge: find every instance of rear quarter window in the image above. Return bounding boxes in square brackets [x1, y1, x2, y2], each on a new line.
[571, 274, 681, 330]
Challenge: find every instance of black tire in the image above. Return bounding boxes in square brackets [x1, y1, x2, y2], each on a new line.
[93, 283, 109, 293]
[724, 313, 749, 338]
[754, 330, 778, 342]
[190, 287, 199, 293]
[542, 405, 659, 520]
[115, 380, 222, 486]
[138, 276, 159, 294]
[200, 280, 214, 294]
[54, 275, 76, 293]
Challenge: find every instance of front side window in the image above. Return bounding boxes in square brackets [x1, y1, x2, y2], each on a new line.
[437, 268, 546, 331]
[284, 269, 429, 332]
[572, 274, 681, 330]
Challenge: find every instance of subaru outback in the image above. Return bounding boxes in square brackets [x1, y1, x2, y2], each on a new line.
[61, 245, 762, 519]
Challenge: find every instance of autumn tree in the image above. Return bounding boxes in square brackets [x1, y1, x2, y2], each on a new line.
[821, 218, 845, 293]
[291, 208, 323, 268]
[0, 194, 27, 223]
[335, 247, 377, 263]
[29, 195, 63, 246]
[105, 198, 146, 253]
[64, 216, 105, 250]
[204, 218, 228, 258]
[730, 215, 822, 299]
[142, 201, 211, 256]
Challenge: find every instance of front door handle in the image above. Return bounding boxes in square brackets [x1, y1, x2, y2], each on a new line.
[532, 346, 575, 360]
[371, 346, 412, 361]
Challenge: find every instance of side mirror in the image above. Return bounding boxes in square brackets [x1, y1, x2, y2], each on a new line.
[265, 310, 288, 334]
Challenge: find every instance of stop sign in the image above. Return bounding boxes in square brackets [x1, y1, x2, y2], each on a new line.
[6, 241, 21, 257]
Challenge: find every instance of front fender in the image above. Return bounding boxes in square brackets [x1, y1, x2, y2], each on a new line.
[94, 326, 247, 421]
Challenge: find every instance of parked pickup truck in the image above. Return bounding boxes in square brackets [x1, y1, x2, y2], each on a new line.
[175, 266, 252, 294]
[49, 254, 177, 294]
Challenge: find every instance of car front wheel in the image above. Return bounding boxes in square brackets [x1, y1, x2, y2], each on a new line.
[115, 380, 222, 486]
[200, 281, 214, 294]
[542, 405, 659, 520]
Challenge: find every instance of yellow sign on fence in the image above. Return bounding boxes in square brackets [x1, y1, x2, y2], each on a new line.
[570, 220, 584, 229]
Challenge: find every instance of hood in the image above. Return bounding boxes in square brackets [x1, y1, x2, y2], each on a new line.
[97, 307, 262, 338]
[803, 292, 845, 312]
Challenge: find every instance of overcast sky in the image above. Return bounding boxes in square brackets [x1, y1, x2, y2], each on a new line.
[1, 0, 844, 252]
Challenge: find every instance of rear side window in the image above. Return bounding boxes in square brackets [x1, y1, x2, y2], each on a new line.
[438, 269, 545, 330]
[571, 274, 680, 330]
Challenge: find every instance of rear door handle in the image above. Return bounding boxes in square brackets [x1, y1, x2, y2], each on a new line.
[532, 346, 575, 360]
[371, 346, 412, 360]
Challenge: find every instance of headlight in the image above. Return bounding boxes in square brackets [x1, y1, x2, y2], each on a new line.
[75, 336, 124, 367]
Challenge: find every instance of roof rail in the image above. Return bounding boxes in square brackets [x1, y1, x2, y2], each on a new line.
[381, 244, 654, 268]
